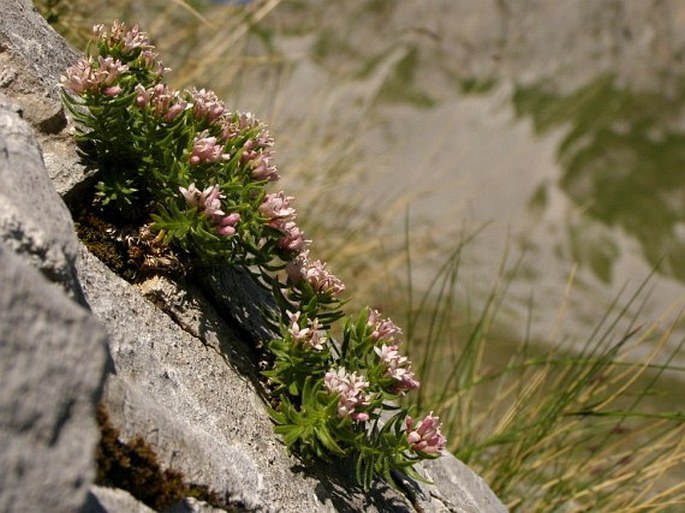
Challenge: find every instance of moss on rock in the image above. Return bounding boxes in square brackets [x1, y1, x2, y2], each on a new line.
[95, 404, 228, 511]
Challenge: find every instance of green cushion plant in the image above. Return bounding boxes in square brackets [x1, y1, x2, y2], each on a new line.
[61, 20, 446, 491]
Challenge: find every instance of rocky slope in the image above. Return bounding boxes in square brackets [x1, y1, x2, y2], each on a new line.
[0, 1, 506, 511]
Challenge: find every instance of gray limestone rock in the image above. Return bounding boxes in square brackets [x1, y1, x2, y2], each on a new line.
[0, 51, 109, 513]
[0, 92, 83, 300]
[413, 457, 508, 513]
[164, 497, 230, 513]
[0, 0, 95, 198]
[77, 247, 412, 512]
[86, 486, 158, 513]
[0, 245, 109, 513]
[0, 0, 79, 100]
[199, 265, 281, 346]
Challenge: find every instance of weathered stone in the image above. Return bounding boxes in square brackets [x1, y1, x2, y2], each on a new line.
[417, 456, 508, 513]
[85, 486, 158, 513]
[0, 0, 95, 197]
[0, 0, 78, 100]
[199, 266, 280, 346]
[78, 247, 413, 512]
[164, 496, 230, 513]
[0, 245, 109, 513]
[0, 92, 83, 299]
[136, 274, 256, 379]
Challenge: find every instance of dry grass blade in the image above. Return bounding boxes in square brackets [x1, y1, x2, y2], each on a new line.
[404, 238, 684, 511]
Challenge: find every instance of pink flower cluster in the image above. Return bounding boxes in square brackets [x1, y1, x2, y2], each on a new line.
[368, 309, 403, 345]
[94, 20, 151, 53]
[406, 412, 447, 455]
[374, 344, 420, 394]
[247, 150, 278, 182]
[230, 112, 279, 182]
[286, 251, 346, 297]
[259, 192, 308, 253]
[286, 311, 326, 351]
[179, 183, 240, 236]
[324, 368, 371, 422]
[189, 131, 230, 165]
[93, 21, 165, 76]
[135, 83, 188, 122]
[61, 56, 128, 96]
[185, 99, 278, 181]
[277, 222, 308, 253]
[260, 192, 297, 225]
[367, 309, 418, 394]
[61, 22, 173, 103]
[189, 88, 225, 124]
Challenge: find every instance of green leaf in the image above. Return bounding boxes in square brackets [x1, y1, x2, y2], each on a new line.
[315, 425, 346, 456]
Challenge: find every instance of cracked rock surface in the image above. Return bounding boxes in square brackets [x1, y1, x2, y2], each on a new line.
[1, 50, 109, 512]
[0, 1, 507, 511]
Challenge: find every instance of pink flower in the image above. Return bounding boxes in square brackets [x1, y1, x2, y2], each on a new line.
[92, 23, 107, 37]
[231, 113, 279, 181]
[135, 84, 149, 107]
[180, 183, 224, 221]
[220, 112, 274, 147]
[199, 184, 223, 220]
[61, 56, 128, 95]
[368, 309, 403, 345]
[136, 84, 188, 122]
[217, 116, 240, 142]
[179, 183, 239, 237]
[139, 49, 168, 76]
[96, 21, 149, 52]
[190, 131, 230, 165]
[374, 344, 420, 394]
[406, 412, 446, 455]
[180, 183, 207, 208]
[286, 311, 326, 351]
[286, 251, 345, 297]
[216, 212, 241, 237]
[216, 112, 279, 180]
[188, 88, 225, 124]
[248, 153, 279, 182]
[61, 58, 92, 94]
[259, 193, 308, 252]
[120, 24, 152, 53]
[324, 368, 371, 422]
[97, 56, 128, 86]
[95, 21, 127, 46]
[277, 221, 308, 253]
[91, 21, 167, 76]
[104, 85, 122, 97]
[93, 21, 127, 46]
[259, 192, 297, 227]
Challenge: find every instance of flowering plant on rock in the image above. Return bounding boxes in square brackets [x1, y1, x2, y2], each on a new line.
[62, 20, 445, 491]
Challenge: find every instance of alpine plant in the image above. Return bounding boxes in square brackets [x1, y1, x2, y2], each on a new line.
[61, 20, 445, 491]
